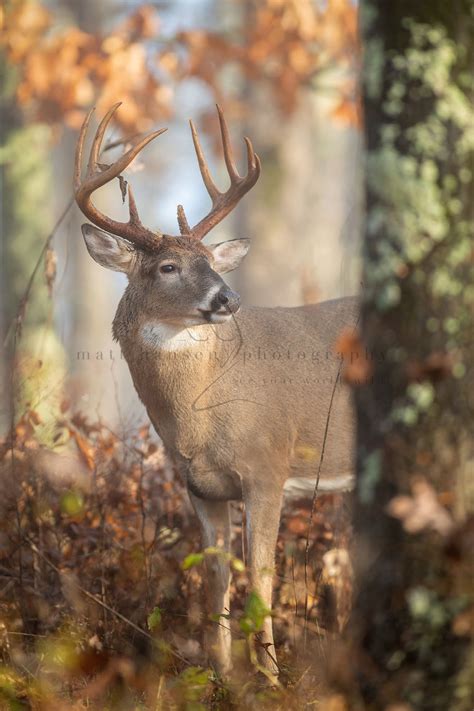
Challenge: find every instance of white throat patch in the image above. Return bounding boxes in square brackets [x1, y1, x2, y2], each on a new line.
[140, 322, 211, 352]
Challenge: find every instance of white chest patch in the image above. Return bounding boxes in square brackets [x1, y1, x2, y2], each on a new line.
[140, 322, 207, 352]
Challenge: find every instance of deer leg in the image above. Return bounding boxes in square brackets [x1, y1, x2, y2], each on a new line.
[188, 493, 232, 675]
[244, 481, 284, 679]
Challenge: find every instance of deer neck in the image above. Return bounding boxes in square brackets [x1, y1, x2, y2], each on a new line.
[114, 300, 230, 452]
[119, 318, 222, 392]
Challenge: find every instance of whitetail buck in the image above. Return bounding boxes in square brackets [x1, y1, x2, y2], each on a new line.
[74, 103, 357, 678]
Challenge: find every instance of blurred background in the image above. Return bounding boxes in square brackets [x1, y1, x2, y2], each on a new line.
[2, 5, 473, 708]
[0, 4, 361, 704]
[1, 0, 362, 432]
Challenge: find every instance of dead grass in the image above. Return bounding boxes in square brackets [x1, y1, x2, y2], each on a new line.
[0, 402, 352, 709]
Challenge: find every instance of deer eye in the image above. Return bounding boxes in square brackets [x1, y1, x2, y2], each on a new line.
[159, 264, 177, 274]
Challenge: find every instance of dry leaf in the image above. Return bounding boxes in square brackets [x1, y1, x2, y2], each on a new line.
[406, 351, 454, 383]
[71, 430, 95, 471]
[44, 245, 57, 297]
[334, 328, 373, 384]
[332, 98, 362, 129]
[387, 478, 454, 536]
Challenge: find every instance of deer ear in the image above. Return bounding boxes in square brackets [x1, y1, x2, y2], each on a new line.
[209, 239, 250, 274]
[81, 224, 136, 273]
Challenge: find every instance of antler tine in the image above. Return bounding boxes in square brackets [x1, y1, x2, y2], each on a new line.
[216, 104, 240, 181]
[243, 136, 261, 180]
[74, 105, 167, 251]
[87, 102, 121, 176]
[84, 128, 168, 194]
[180, 105, 261, 241]
[189, 119, 220, 203]
[74, 106, 94, 193]
[177, 204, 191, 235]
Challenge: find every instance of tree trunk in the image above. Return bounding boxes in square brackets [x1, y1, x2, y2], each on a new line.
[346, 3, 473, 709]
[229, 0, 362, 309]
[236, 87, 362, 308]
[0, 52, 53, 431]
[54, 0, 137, 428]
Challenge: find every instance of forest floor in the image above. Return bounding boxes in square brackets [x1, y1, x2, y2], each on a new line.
[0, 405, 353, 710]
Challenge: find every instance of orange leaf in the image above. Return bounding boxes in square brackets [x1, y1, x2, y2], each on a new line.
[331, 99, 362, 129]
[72, 431, 95, 471]
[333, 329, 373, 385]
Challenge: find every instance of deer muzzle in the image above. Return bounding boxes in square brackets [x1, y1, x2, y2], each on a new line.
[211, 287, 241, 314]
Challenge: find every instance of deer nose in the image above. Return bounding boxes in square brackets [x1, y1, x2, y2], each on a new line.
[214, 288, 240, 313]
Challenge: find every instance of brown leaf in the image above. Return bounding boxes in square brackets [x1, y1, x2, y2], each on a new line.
[28, 410, 42, 426]
[44, 246, 57, 297]
[60, 398, 71, 413]
[119, 6, 160, 40]
[451, 608, 473, 637]
[323, 694, 349, 711]
[406, 351, 454, 383]
[387, 478, 454, 537]
[72, 431, 95, 471]
[331, 98, 362, 129]
[118, 175, 128, 203]
[334, 329, 373, 385]
[445, 515, 474, 562]
[138, 424, 150, 440]
[286, 515, 309, 536]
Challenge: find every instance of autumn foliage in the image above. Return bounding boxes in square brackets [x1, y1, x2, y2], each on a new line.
[0, 397, 352, 707]
[0, 1, 363, 706]
[2, 3, 170, 131]
[2, 0, 360, 133]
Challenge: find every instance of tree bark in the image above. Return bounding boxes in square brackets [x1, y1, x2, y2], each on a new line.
[345, 3, 474, 710]
[0, 51, 52, 431]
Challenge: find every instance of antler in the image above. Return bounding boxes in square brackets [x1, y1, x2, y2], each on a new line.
[74, 102, 167, 251]
[178, 105, 261, 241]
[75, 103, 260, 248]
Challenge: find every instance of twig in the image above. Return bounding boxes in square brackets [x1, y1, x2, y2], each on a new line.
[137, 456, 152, 605]
[3, 197, 75, 349]
[291, 553, 298, 650]
[104, 133, 143, 152]
[3, 129, 136, 350]
[25, 537, 188, 663]
[302, 364, 341, 649]
[154, 675, 165, 711]
[247, 633, 281, 687]
[302, 313, 360, 651]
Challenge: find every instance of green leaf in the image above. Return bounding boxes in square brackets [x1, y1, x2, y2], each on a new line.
[147, 606, 162, 631]
[179, 666, 209, 687]
[60, 490, 84, 516]
[203, 546, 221, 556]
[231, 557, 245, 572]
[182, 552, 205, 570]
[239, 591, 271, 635]
[176, 667, 211, 705]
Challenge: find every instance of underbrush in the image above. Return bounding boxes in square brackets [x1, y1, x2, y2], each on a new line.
[0, 404, 352, 709]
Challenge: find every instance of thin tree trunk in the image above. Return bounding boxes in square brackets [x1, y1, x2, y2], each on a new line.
[0, 53, 52, 431]
[55, 0, 133, 427]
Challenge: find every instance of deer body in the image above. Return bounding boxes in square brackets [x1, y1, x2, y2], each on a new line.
[114, 298, 357, 500]
[75, 104, 357, 679]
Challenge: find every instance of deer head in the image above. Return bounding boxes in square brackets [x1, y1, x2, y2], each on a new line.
[74, 103, 260, 327]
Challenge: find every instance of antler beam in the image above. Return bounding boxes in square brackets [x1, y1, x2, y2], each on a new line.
[74, 103, 167, 251]
[177, 105, 261, 241]
[75, 103, 260, 249]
